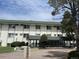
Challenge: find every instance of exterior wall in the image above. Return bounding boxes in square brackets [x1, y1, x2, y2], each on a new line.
[0, 24, 8, 47]
[0, 23, 62, 47]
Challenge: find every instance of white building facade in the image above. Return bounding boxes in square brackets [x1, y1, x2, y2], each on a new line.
[0, 20, 63, 47]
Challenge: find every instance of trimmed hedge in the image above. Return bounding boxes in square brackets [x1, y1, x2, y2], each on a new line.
[21, 42, 26, 46]
[11, 41, 26, 47]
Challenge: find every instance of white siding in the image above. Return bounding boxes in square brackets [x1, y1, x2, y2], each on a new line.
[1, 25, 8, 47]
[0, 23, 63, 47]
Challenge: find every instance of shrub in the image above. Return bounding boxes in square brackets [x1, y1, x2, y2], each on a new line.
[68, 51, 79, 59]
[11, 41, 21, 47]
[25, 42, 28, 46]
[7, 43, 11, 47]
[20, 42, 26, 46]
[11, 41, 26, 47]
[0, 42, 1, 46]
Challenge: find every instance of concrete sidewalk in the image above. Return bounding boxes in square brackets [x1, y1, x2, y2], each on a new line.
[0, 47, 75, 59]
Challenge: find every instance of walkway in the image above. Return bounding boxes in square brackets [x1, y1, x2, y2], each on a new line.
[0, 47, 75, 59]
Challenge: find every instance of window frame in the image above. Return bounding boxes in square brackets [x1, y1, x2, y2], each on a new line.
[23, 25, 30, 29]
[8, 33, 17, 37]
[35, 25, 40, 29]
[9, 24, 16, 28]
[46, 26, 51, 30]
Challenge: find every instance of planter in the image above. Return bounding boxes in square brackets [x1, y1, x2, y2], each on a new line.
[68, 51, 79, 59]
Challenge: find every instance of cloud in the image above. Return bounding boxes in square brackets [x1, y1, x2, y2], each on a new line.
[0, 0, 63, 21]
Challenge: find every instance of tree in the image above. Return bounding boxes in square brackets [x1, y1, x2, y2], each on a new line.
[48, 0, 79, 13]
[39, 34, 48, 48]
[61, 11, 76, 47]
[61, 11, 75, 35]
[48, 0, 79, 51]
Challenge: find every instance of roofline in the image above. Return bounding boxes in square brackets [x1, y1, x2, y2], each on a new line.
[0, 19, 61, 26]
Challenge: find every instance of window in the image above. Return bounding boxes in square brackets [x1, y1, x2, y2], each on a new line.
[57, 26, 60, 30]
[20, 33, 23, 36]
[46, 26, 51, 30]
[8, 33, 17, 37]
[23, 34, 29, 38]
[36, 34, 40, 36]
[36, 25, 40, 29]
[23, 25, 30, 29]
[15, 33, 18, 36]
[8, 33, 14, 37]
[9, 24, 15, 28]
[47, 34, 51, 36]
[54, 34, 56, 36]
[23, 34, 26, 38]
[23, 34, 29, 39]
[57, 34, 62, 37]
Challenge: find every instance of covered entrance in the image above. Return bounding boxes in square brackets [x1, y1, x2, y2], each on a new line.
[29, 36, 64, 48]
[47, 40, 63, 47]
[47, 37, 63, 47]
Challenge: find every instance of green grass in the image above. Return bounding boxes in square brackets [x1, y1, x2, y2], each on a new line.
[0, 47, 14, 53]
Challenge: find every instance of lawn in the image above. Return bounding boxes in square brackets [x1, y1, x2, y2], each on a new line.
[0, 47, 14, 53]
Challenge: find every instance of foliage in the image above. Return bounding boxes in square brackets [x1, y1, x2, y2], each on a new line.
[48, 0, 79, 50]
[39, 34, 48, 48]
[40, 34, 47, 42]
[21, 42, 26, 46]
[48, 0, 79, 10]
[61, 11, 76, 42]
[68, 51, 79, 59]
[48, 0, 79, 19]
[7, 43, 11, 47]
[61, 11, 75, 34]
[11, 41, 26, 47]
[11, 41, 21, 47]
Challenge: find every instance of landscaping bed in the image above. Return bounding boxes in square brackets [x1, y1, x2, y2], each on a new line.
[68, 50, 79, 59]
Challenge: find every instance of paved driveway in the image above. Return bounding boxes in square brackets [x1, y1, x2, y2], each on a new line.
[0, 47, 75, 59]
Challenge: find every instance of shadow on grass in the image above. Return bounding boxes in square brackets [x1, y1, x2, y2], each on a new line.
[43, 50, 68, 58]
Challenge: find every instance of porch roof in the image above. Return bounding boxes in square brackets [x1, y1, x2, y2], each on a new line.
[29, 35, 60, 40]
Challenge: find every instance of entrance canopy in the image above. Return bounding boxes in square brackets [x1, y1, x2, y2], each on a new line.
[29, 35, 60, 40]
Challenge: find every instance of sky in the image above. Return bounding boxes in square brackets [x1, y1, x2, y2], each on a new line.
[0, 0, 64, 22]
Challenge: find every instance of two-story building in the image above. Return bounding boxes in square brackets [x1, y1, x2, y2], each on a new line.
[0, 20, 63, 47]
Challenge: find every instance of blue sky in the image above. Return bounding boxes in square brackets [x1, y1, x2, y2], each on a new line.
[0, 0, 64, 21]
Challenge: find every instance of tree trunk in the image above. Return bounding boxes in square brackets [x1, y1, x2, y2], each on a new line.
[76, 35, 79, 59]
[75, 20, 79, 51]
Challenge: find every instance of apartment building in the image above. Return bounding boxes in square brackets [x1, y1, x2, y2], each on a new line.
[0, 20, 62, 47]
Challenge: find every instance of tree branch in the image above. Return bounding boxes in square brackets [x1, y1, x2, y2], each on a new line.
[63, 5, 71, 10]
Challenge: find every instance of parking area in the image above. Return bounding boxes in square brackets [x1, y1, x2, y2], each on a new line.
[0, 47, 75, 59]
